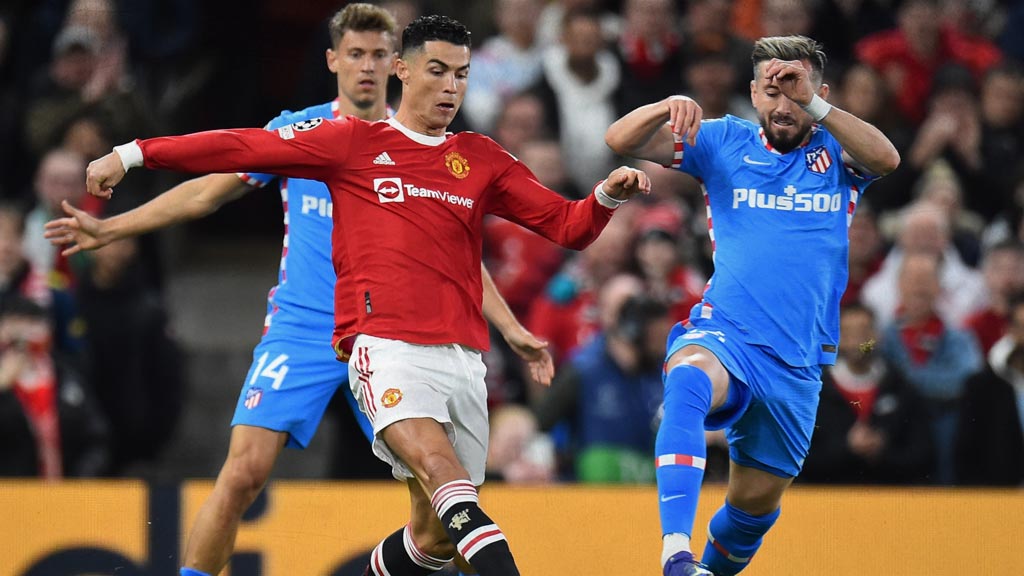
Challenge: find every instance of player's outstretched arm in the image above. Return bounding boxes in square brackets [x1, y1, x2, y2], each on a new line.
[605, 96, 703, 165]
[45, 174, 250, 256]
[481, 263, 555, 386]
[764, 58, 900, 176]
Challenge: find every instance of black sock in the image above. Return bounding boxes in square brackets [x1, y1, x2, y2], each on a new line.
[366, 525, 451, 575]
[431, 480, 519, 576]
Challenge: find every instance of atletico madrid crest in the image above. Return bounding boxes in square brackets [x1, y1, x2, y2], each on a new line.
[244, 386, 263, 410]
[445, 152, 470, 179]
[805, 145, 832, 174]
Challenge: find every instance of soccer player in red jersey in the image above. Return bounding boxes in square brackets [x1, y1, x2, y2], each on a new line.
[82, 14, 648, 576]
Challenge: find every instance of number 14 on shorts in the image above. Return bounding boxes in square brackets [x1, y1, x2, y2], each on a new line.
[250, 352, 290, 390]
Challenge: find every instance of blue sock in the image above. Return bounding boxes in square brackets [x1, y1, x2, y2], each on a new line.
[180, 568, 212, 576]
[701, 501, 780, 575]
[655, 364, 713, 537]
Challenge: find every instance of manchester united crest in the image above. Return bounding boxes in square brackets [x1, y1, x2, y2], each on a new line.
[445, 152, 470, 179]
[381, 388, 403, 408]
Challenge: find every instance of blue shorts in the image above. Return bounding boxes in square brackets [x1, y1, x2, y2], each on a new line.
[232, 333, 373, 449]
[665, 317, 822, 478]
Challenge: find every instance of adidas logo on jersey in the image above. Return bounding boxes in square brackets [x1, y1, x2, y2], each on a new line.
[373, 152, 396, 165]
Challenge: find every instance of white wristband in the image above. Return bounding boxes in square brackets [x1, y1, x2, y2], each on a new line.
[801, 94, 833, 122]
[113, 141, 144, 172]
[594, 180, 627, 209]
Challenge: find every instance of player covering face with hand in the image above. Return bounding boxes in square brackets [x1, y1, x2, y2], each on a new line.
[606, 35, 899, 576]
[80, 14, 649, 576]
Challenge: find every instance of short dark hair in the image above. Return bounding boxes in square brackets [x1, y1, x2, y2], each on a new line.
[751, 35, 827, 84]
[328, 3, 397, 48]
[401, 15, 471, 57]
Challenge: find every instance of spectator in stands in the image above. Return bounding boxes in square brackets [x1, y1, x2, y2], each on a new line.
[0, 296, 109, 477]
[976, 62, 1024, 221]
[855, 0, 1001, 125]
[863, 201, 986, 327]
[76, 238, 182, 474]
[914, 160, 985, 267]
[533, 293, 672, 483]
[461, 0, 544, 133]
[760, 0, 814, 38]
[832, 62, 915, 211]
[535, 0, 620, 48]
[22, 147, 90, 280]
[490, 93, 557, 174]
[632, 220, 705, 324]
[801, 303, 934, 484]
[681, 49, 756, 123]
[956, 293, 1024, 486]
[963, 241, 1024, 355]
[843, 201, 886, 307]
[615, 0, 682, 116]
[486, 403, 556, 484]
[904, 65, 997, 220]
[0, 202, 50, 311]
[679, 0, 753, 97]
[878, 251, 982, 484]
[533, 7, 620, 192]
[527, 212, 638, 366]
[811, 0, 894, 67]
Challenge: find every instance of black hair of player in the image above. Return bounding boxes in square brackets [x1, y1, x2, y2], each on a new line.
[401, 15, 471, 57]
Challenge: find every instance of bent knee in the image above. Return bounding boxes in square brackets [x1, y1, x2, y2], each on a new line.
[414, 451, 469, 490]
[667, 345, 725, 379]
[220, 453, 274, 499]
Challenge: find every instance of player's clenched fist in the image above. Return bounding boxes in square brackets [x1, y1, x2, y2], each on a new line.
[85, 152, 127, 199]
[602, 165, 651, 201]
[664, 95, 703, 146]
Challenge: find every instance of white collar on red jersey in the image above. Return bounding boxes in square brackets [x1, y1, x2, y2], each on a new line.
[386, 117, 446, 147]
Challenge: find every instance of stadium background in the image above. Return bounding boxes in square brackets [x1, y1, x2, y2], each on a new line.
[1, 0, 1024, 574]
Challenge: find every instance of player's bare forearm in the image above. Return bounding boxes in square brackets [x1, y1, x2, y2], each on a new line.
[481, 263, 517, 335]
[605, 101, 677, 164]
[480, 263, 554, 385]
[821, 106, 900, 176]
[105, 173, 250, 239]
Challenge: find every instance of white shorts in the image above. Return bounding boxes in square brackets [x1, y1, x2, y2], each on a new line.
[348, 334, 489, 485]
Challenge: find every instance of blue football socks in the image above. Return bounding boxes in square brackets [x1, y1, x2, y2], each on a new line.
[701, 501, 780, 575]
[655, 364, 713, 538]
[180, 568, 211, 576]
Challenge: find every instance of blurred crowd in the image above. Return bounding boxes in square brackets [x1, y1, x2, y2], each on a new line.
[1, 0, 1023, 488]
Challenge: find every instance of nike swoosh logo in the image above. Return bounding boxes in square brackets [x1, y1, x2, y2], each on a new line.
[660, 494, 687, 503]
[743, 154, 771, 166]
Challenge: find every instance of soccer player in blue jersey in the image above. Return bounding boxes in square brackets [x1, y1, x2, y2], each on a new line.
[45, 6, 552, 576]
[606, 36, 900, 576]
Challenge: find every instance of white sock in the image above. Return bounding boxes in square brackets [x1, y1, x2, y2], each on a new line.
[661, 532, 692, 567]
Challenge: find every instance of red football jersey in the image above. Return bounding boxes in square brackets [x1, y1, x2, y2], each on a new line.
[138, 116, 614, 352]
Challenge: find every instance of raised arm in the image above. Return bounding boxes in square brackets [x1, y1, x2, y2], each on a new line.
[604, 96, 704, 164]
[764, 58, 900, 176]
[45, 173, 250, 256]
[481, 263, 554, 386]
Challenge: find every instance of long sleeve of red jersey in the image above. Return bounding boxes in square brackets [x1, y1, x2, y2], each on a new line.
[486, 150, 614, 251]
[137, 119, 353, 182]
